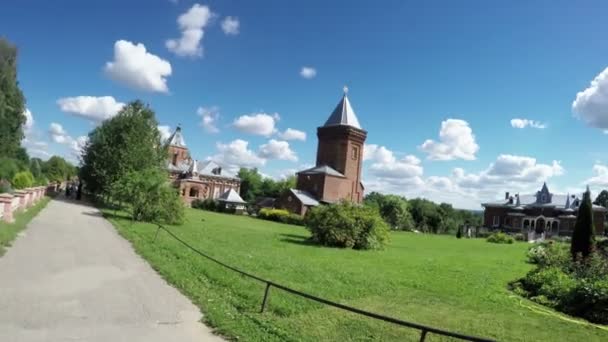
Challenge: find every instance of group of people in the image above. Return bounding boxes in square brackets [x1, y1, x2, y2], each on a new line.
[64, 181, 82, 200]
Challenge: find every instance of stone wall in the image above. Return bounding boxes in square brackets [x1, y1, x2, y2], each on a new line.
[0, 186, 47, 223]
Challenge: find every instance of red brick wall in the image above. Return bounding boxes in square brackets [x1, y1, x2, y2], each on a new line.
[276, 191, 305, 215]
[168, 145, 189, 166]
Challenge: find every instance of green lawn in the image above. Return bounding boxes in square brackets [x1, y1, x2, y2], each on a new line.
[106, 208, 608, 341]
[0, 196, 50, 256]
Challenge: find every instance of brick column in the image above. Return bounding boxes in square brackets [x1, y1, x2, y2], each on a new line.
[13, 191, 27, 211]
[24, 188, 33, 207]
[0, 194, 15, 223]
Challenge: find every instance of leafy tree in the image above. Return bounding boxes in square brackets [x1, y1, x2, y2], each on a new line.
[42, 156, 75, 182]
[0, 38, 26, 159]
[0, 157, 23, 181]
[111, 168, 184, 224]
[29, 158, 42, 179]
[306, 201, 389, 250]
[364, 192, 414, 230]
[456, 226, 463, 239]
[80, 100, 166, 195]
[11, 170, 34, 189]
[593, 190, 608, 209]
[237, 168, 263, 202]
[571, 188, 595, 259]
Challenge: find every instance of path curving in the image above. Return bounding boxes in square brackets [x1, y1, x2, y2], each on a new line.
[0, 198, 224, 342]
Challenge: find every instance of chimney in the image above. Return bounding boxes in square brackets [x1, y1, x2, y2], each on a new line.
[505, 192, 510, 200]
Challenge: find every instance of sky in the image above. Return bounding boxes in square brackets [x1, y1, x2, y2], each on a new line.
[3, 0, 608, 209]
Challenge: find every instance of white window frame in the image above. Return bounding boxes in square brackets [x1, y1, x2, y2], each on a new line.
[492, 215, 500, 227]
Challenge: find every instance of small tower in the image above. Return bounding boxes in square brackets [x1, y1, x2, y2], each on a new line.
[166, 126, 189, 166]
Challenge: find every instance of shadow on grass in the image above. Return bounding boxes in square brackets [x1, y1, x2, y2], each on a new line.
[279, 233, 318, 247]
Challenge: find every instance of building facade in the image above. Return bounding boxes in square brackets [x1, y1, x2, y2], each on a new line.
[276, 89, 367, 215]
[166, 127, 241, 206]
[481, 183, 606, 236]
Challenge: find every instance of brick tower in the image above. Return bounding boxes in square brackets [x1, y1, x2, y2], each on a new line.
[166, 126, 189, 166]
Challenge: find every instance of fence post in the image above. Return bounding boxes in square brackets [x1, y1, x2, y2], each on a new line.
[260, 283, 272, 313]
[154, 225, 162, 242]
[419, 330, 428, 342]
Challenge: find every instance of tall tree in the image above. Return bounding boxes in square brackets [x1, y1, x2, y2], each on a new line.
[42, 156, 74, 183]
[593, 190, 608, 209]
[80, 101, 165, 195]
[237, 168, 263, 202]
[0, 38, 26, 158]
[571, 187, 595, 259]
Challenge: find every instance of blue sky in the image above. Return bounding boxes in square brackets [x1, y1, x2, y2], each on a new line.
[4, 0, 608, 209]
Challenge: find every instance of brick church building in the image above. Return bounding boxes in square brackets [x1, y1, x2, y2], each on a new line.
[481, 183, 606, 237]
[165, 127, 241, 206]
[276, 88, 367, 215]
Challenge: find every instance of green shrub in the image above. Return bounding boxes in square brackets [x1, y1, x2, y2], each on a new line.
[192, 198, 217, 211]
[564, 277, 608, 324]
[11, 171, 34, 189]
[487, 232, 514, 244]
[258, 208, 304, 226]
[456, 226, 462, 239]
[305, 201, 389, 250]
[0, 180, 12, 193]
[513, 233, 525, 241]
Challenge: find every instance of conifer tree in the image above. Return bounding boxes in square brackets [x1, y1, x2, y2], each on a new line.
[571, 187, 595, 259]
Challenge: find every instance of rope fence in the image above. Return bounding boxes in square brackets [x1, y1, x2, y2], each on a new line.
[154, 224, 495, 342]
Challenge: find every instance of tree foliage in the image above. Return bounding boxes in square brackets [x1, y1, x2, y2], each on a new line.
[0, 38, 26, 159]
[306, 201, 389, 250]
[364, 192, 414, 230]
[571, 188, 595, 259]
[80, 100, 165, 195]
[111, 168, 184, 225]
[237, 167, 296, 202]
[42, 156, 76, 182]
[11, 170, 34, 189]
[593, 190, 608, 209]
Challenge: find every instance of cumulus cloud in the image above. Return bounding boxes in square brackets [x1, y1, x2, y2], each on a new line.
[585, 164, 608, 187]
[211, 139, 266, 171]
[57, 96, 125, 122]
[49, 123, 71, 144]
[572, 66, 608, 130]
[364, 144, 423, 180]
[510, 118, 546, 129]
[420, 119, 479, 160]
[300, 66, 317, 79]
[105, 40, 172, 93]
[23, 108, 34, 131]
[233, 112, 279, 136]
[166, 4, 213, 57]
[278, 128, 306, 141]
[158, 125, 172, 142]
[71, 136, 89, 156]
[197, 106, 220, 133]
[258, 139, 297, 161]
[221, 16, 240, 35]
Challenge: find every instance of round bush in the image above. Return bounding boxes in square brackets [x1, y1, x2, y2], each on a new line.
[487, 232, 514, 244]
[305, 201, 389, 250]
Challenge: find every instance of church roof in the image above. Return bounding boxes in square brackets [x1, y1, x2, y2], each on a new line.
[218, 188, 246, 204]
[289, 189, 320, 206]
[323, 90, 362, 129]
[167, 126, 186, 147]
[297, 165, 345, 178]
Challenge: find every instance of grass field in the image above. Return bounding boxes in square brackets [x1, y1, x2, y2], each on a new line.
[106, 208, 608, 341]
[0, 197, 50, 257]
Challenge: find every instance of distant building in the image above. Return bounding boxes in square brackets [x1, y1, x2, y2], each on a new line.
[276, 88, 367, 215]
[481, 183, 606, 236]
[166, 127, 241, 205]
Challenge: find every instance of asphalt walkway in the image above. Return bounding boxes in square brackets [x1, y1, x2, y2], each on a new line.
[0, 198, 223, 342]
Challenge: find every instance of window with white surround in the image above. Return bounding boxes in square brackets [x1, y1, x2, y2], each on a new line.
[493, 216, 500, 227]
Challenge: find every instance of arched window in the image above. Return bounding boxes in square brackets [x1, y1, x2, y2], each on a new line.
[189, 187, 199, 198]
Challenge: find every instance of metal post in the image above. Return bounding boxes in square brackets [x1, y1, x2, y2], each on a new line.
[154, 225, 161, 242]
[419, 330, 428, 342]
[260, 283, 271, 313]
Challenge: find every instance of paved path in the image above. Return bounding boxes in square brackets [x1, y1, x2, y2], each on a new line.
[0, 198, 224, 342]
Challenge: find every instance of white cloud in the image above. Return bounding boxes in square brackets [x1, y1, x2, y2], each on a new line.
[585, 164, 608, 187]
[166, 4, 212, 57]
[300, 66, 317, 79]
[572, 66, 608, 130]
[197, 106, 220, 133]
[23, 108, 34, 131]
[57, 96, 125, 122]
[420, 119, 479, 161]
[49, 123, 70, 144]
[278, 128, 306, 141]
[70, 136, 88, 156]
[158, 125, 172, 142]
[105, 40, 172, 93]
[211, 139, 266, 171]
[364, 144, 423, 180]
[221, 16, 240, 35]
[510, 118, 546, 129]
[233, 112, 279, 136]
[258, 139, 298, 161]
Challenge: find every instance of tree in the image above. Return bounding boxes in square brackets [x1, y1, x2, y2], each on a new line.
[237, 168, 263, 202]
[80, 101, 166, 195]
[42, 156, 75, 183]
[111, 168, 184, 224]
[593, 190, 608, 209]
[29, 158, 42, 179]
[571, 188, 595, 259]
[0, 38, 26, 159]
[11, 170, 34, 189]
[0, 157, 22, 181]
[456, 226, 463, 239]
[364, 193, 414, 230]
